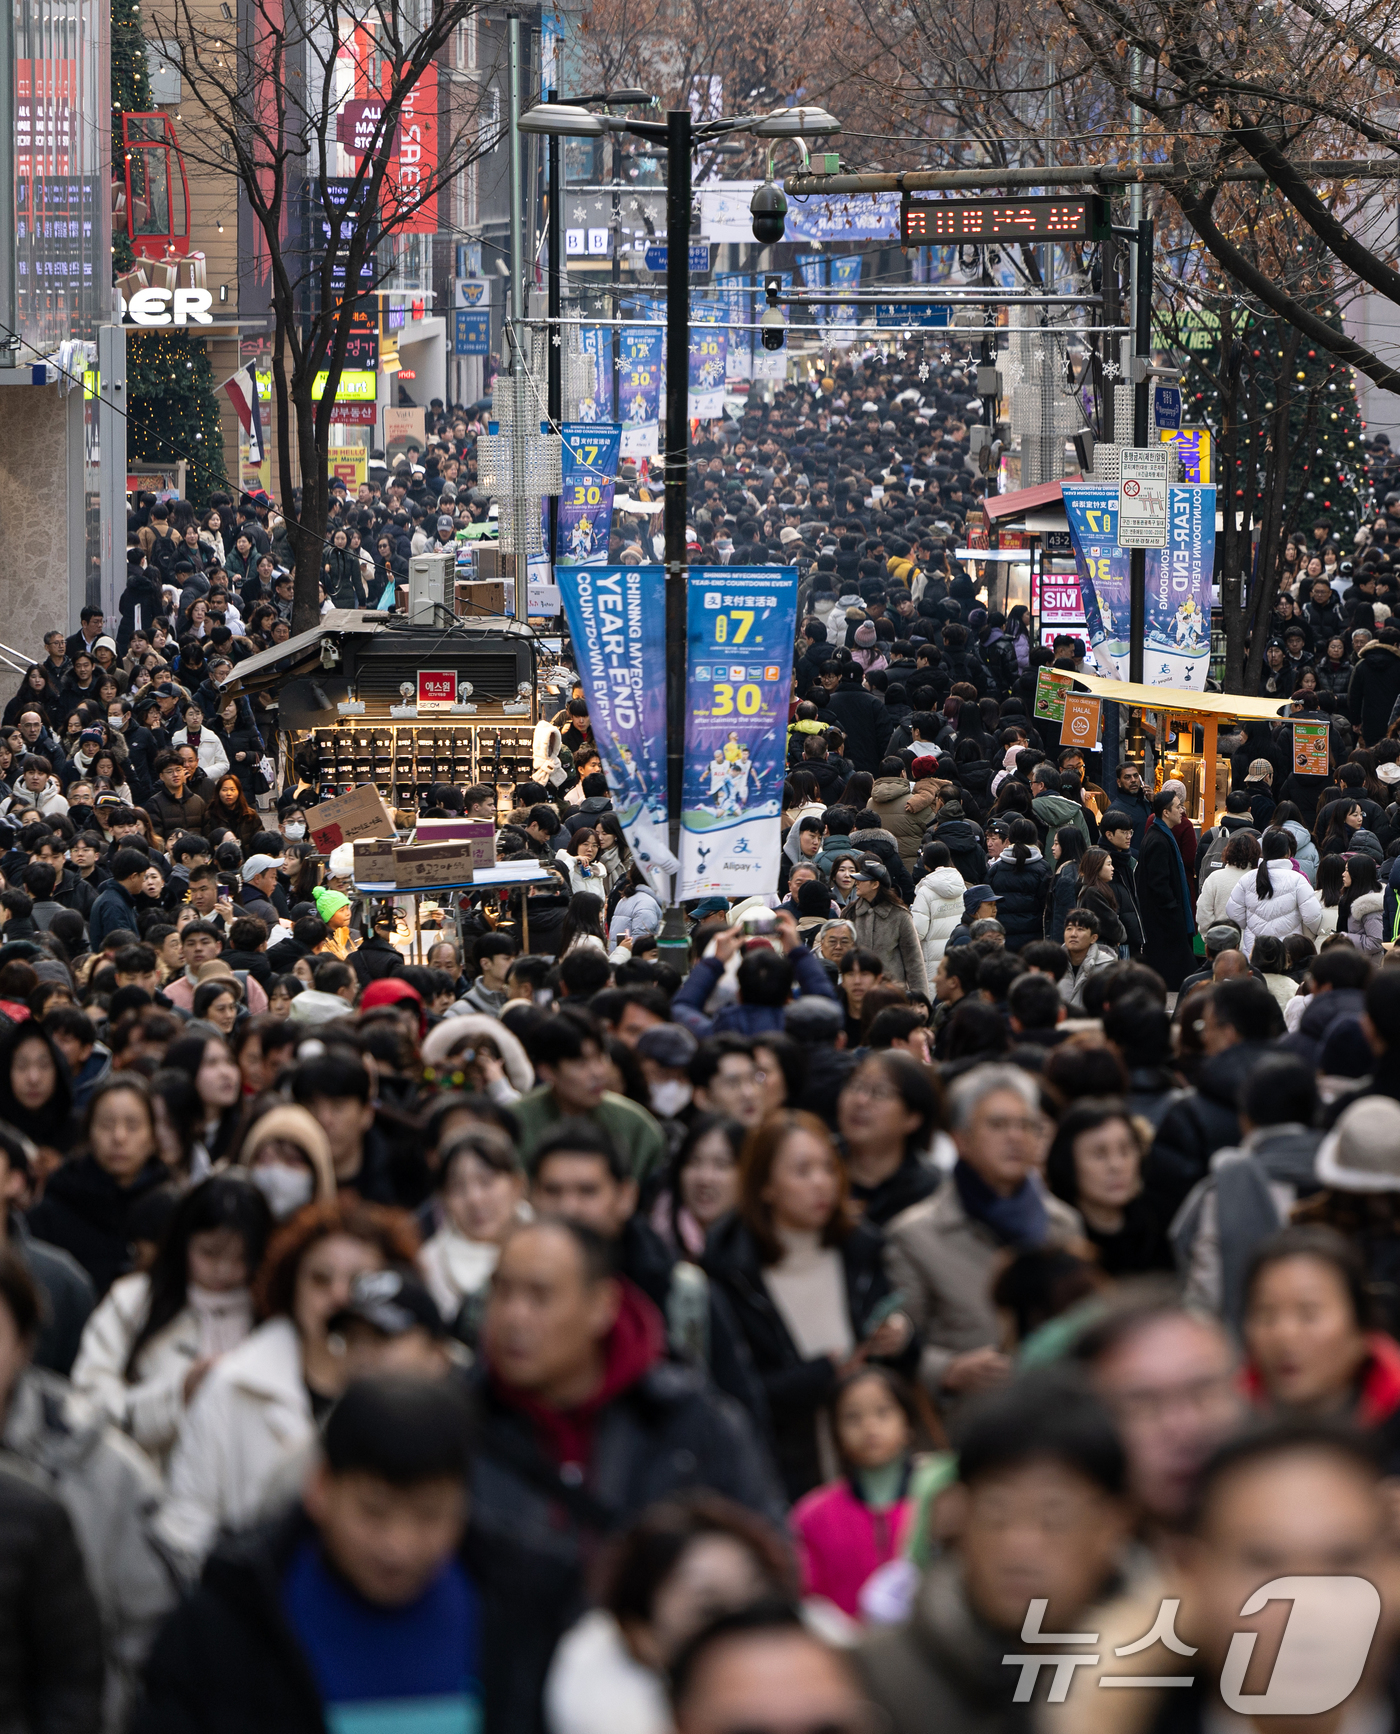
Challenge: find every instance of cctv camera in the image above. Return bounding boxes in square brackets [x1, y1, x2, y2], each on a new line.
[750, 182, 787, 245]
[759, 306, 786, 352]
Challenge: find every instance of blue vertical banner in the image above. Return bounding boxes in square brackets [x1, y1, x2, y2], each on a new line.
[688, 300, 727, 418]
[578, 327, 613, 421]
[619, 324, 662, 458]
[1062, 483, 1216, 689]
[826, 254, 863, 345]
[556, 422, 622, 565]
[1147, 484, 1215, 689]
[558, 564, 677, 892]
[1062, 484, 1132, 680]
[716, 272, 752, 380]
[681, 566, 799, 898]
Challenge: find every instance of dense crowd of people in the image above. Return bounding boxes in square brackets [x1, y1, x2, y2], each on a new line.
[11, 360, 1400, 1734]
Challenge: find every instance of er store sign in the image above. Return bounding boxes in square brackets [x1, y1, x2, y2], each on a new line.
[120, 287, 215, 327]
[417, 670, 457, 711]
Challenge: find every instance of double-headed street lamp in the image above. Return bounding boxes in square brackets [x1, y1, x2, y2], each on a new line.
[519, 97, 839, 911]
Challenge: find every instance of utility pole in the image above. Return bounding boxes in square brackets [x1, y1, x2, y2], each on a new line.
[611, 132, 622, 414]
[663, 108, 692, 873]
[506, 14, 530, 618]
[546, 90, 561, 566]
[1128, 215, 1153, 684]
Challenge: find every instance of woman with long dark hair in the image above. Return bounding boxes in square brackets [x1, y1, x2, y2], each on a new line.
[836, 770, 874, 812]
[557, 890, 609, 959]
[26, 1075, 170, 1294]
[1225, 827, 1323, 957]
[2, 663, 56, 729]
[704, 1111, 915, 1499]
[207, 774, 262, 846]
[1075, 846, 1126, 950]
[1045, 824, 1089, 942]
[1339, 854, 1385, 956]
[153, 1033, 245, 1174]
[70, 1174, 271, 1468]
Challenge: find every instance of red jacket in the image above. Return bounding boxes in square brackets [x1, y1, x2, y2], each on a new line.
[1245, 1330, 1400, 1429]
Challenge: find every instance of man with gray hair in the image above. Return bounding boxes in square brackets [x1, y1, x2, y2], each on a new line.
[884, 1063, 1081, 1413]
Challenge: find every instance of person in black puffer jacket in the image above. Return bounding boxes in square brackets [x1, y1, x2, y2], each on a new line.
[823, 664, 894, 774]
[929, 797, 987, 884]
[987, 817, 1051, 951]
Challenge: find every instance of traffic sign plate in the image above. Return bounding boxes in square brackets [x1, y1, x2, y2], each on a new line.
[1117, 447, 1171, 548]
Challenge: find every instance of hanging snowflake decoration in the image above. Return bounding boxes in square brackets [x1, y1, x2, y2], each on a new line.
[918, 362, 931, 382]
[940, 350, 953, 365]
[1103, 359, 1122, 378]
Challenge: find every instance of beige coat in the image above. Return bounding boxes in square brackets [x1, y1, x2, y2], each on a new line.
[870, 776, 928, 866]
[885, 1178, 1081, 1398]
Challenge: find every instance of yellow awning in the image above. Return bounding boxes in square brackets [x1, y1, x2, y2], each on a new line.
[1069, 672, 1293, 723]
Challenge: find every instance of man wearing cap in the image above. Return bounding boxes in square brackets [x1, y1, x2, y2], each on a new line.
[944, 884, 1000, 951]
[330, 1270, 456, 1378]
[237, 854, 281, 927]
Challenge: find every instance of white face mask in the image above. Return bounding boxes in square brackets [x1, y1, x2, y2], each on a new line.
[284, 822, 306, 840]
[249, 1163, 315, 1221]
[650, 1080, 693, 1118]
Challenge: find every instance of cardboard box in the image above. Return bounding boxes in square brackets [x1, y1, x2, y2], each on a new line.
[455, 580, 506, 618]
[352, 839, 398, 889]
[392, 841, 479, 890]
[308, 782, 397, 852]
[413, 819, 497, 871]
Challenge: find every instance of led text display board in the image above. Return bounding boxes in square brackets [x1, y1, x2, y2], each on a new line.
[900, 194, 1111, 244]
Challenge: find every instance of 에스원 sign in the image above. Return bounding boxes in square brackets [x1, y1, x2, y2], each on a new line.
[417, 670, 457, 711]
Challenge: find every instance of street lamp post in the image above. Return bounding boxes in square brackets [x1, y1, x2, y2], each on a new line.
[519, 100, 839, 938]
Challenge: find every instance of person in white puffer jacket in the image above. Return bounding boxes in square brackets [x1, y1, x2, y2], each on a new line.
[1224, 830, 1323, 958]
[909, 842, 966, 971]
[1195, 834, 1260, 935]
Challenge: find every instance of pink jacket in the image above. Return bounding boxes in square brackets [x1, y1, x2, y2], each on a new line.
[790, 1477, 912, 1618]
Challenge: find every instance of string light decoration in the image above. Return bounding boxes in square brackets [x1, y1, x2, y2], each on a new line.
[127, 332, 224, 504]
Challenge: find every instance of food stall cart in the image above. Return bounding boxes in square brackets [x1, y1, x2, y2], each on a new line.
[1068, 672, 1293, 827]
[217, 608, 563, 959]
[217, 609, 554, 814]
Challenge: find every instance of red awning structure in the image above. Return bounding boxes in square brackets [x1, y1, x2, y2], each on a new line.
[981, 479, 1067, 521]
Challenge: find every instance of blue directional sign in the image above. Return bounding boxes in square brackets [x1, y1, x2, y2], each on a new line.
[874, 303, 951, 327]
[644, 244, 712, 273]
[454, 309, 489, 355]
[1154, 384, 1183, 431]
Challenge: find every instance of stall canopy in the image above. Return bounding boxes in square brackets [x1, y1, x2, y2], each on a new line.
[1070, 674, 1292, 723]
[1069, 673, 1293, 827]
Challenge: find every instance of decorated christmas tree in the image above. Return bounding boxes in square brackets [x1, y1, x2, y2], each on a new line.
[127, 332, 225, 506]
